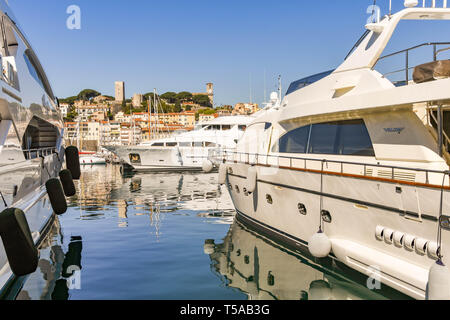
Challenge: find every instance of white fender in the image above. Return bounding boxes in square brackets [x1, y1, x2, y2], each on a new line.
[393, 231, 405, 247]
[246, 166, 258, 193]
[308, 231, 332, 258]
[383, 228, 394, 244]
[375, 226, 384, 241]
[404, 234, 416, 251]
[202, 160, 214, 173]
[218, 164, 227, 185]
[427, 260, 450, 300]
[415, 238, 429, 255]
[427, 242, 441, 260]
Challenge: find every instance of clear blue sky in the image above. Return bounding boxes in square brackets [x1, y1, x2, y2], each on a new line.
[7, 0, 449, 106]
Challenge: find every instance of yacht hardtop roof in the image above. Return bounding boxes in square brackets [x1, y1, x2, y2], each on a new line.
[262, 5, 450, 124]
[201, 115, 255, 126]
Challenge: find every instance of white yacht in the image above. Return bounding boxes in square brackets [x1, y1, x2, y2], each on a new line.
[111, 115, 254, 172]
[0, 2, 69, 298]
[79, 151, 106, 166]
[214, 2, 450, 300]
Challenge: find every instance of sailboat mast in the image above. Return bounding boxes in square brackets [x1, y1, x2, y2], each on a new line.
[154, 88, 157, 139]
[147, 93, 151, 141]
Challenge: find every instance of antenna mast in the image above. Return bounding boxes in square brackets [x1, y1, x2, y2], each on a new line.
[278, 75, 282, 102]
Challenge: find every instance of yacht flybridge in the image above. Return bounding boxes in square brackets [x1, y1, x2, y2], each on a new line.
[213, 1, 450, 300]
[111, 115, 254, 172]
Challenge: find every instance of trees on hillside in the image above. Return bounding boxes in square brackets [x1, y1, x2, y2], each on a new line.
[193, 94, 212, 108]
[176, 91, 193, 102]
[77, 89, 101, 101]
[160, 92, 177, 104]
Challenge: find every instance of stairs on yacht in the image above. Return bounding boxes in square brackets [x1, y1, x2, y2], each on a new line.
[425, 105, 450, 165]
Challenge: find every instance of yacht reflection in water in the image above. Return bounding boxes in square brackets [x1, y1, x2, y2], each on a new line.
[15, 220, 83, 300]
[206, 221, 411, 300]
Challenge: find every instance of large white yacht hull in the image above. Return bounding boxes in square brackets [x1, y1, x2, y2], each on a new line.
[225, 162, 450, 300]
[0, 154, 64, 298]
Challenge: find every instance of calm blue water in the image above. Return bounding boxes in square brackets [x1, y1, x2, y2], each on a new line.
[16, 165, 409, 300]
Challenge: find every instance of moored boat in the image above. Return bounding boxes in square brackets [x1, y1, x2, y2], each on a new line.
[0, 1, 75, 298]
[110, 115, 254, 172]
[213, 1, 450, 300]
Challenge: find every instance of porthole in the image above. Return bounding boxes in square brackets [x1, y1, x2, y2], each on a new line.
[298, 203, 307, 215]
[321, 210, 332, 223]
[235, 185, 240, 193]
[267, 271, 275, 286]
[300, 291, 309, 300]
[266, 194, 273, 205]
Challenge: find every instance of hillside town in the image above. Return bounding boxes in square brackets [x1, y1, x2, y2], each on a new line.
[61, 82, 260, 150]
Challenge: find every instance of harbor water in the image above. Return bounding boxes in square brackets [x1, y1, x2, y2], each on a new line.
[14, 165, 411, 300]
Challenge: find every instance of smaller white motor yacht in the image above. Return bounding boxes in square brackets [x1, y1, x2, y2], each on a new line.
[110, 115, 254, 172]
[79, 152, 106, 166]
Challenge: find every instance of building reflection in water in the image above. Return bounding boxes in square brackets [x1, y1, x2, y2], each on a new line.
[205, 221, 411, 300]
[16, 219, 83, 300]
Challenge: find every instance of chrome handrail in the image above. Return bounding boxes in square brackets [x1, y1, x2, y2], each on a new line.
[23, 147, 57, 160]
[373, 42, 450, 85]
[210, 149, 449, 186]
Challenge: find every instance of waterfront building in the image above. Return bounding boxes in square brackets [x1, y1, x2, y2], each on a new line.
[59, 103, 70, 118]
[77, 105, 110, 122]
[178, 111, 196, 127]
[232, 103, 259, 115]
[120, 123, 142, 145]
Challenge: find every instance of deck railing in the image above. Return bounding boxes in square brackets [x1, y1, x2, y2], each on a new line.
[373, 42, 450, 86]
[23, 147, 57, 160]
[210, 149, 450, 188]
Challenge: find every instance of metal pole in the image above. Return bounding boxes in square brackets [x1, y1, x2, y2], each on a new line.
[438, 105, 444, 157]
[405, 51, 409, 84]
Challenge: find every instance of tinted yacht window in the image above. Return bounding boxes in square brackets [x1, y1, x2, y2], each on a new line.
[272, 119, 374, 156]
[336, 120, 375, 156]
[308, 122, 340, 155]
[273, 125, 310, 154]
[309, 120, 374, 156]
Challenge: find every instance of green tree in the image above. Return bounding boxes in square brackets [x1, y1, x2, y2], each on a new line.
[77, 89, 101, 101]
[177, 91, 193, 102]
[64, 105, 78, 122]
[160, 92, 177, 104]
[174, 100, 182, 113]
[60, 96, 78, 105]
[193, 94, 212, 108]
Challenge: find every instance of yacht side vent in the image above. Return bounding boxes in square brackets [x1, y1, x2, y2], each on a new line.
[377, 169, 416, 183]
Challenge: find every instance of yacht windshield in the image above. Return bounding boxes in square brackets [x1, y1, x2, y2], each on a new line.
[286, 70, 334, 96]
